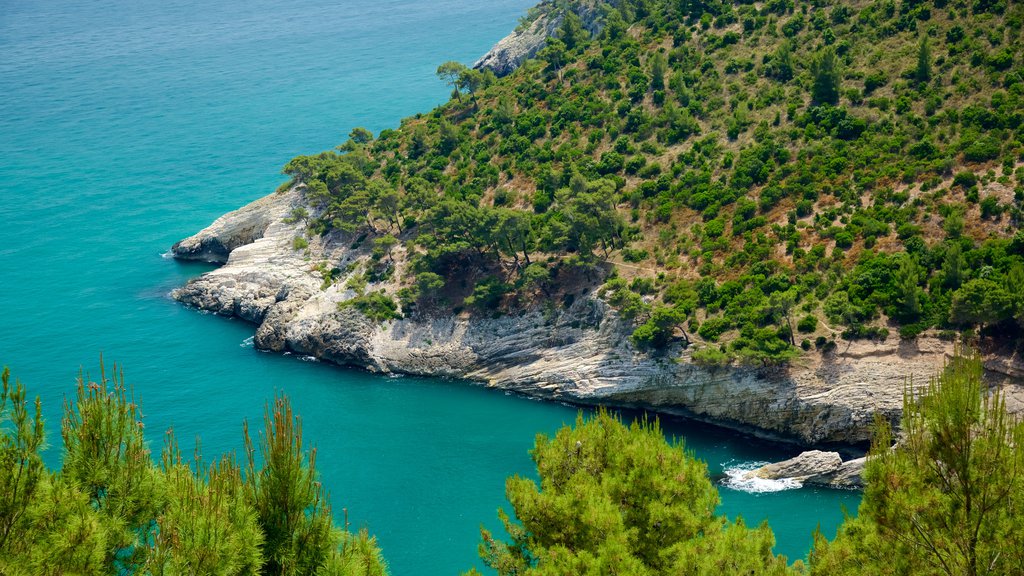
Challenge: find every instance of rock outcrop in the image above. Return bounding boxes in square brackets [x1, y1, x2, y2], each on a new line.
[749, 450, 842, 480]
[744, 450, 865, 488]
[171, 188, 1024, 448]
[171, 190, 299, 264]
[474, 1, 609, 76]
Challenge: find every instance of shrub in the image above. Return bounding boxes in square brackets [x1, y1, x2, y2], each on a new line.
[980, 196, 1002, 219]
[691, 346, 732, 366]
[834, 230, 855, 249]
[953, 171, 978, 189]
[797, 314, 819, 333]
[963, 137, 1001, 162]
[698, 316, 732, 341]
[622, 248, 649, 262]
[339, 291, 401, 322]
[898, 322, 927, 340]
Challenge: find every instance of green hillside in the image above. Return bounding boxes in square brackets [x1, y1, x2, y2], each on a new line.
[281, 0, 1024, 365]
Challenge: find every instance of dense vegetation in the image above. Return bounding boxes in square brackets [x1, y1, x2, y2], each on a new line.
[0, 362, 387, 576]
[808, 351, 1024, 575]
[471, 351, 1024, 576]
[471, 409, 794, 575]
[280, 0, 1024, 365]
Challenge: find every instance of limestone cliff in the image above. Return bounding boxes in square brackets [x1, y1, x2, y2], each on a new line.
[474, 0, 609, 76]
[171, 187, 1024, 448]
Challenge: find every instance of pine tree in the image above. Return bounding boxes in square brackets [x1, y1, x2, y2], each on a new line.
[809, 351, 1024, 575]
[650, 52, 667, 91]
[244, 394, 388, 576]
[811, 48, 840, 106]
[476, 409, 797, 575]
[0, 368, 45, 553]
[60, 360, 166, 571]
[147, 435, 263, 575]
[915, 36, 931, 85]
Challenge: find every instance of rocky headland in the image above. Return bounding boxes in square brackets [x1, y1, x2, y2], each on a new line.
[171, 185, 1024, 479]
[172, 6, 1024, 488]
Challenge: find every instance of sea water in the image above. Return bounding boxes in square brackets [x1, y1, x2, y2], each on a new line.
[0, 0, 859, 573]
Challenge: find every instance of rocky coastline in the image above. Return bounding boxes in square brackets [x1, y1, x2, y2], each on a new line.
[171, 11, 1024, 488]
[170, 186, 1024, 489]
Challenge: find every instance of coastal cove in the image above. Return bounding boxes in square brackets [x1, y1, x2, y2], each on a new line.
[0, 0, 866, 573]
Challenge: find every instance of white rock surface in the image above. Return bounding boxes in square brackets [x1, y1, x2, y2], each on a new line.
[474, 0, 608, 76]
[744, 451, 866, 488]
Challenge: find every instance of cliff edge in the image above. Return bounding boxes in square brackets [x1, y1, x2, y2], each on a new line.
[171, 188, 1024, 447]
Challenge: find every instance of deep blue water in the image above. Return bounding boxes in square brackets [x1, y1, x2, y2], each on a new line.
[0, 1, 859, 573]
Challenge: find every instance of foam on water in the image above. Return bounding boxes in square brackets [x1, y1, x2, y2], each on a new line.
[721, 460, 803, 493]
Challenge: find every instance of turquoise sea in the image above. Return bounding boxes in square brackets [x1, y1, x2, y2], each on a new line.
[0, 0, 859, 573]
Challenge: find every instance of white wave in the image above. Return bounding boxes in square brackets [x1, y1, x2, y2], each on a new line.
[720, 460, 802, 493]
[297, 355, 319, 362]
[240, 336, 254, 348]
[160, 250, 175, 259]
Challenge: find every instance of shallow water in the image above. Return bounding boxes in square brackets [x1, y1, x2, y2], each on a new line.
[0, 1, 859, 573]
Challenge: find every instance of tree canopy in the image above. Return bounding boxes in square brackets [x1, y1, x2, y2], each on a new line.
[474, 409, 796, 576]
[0, 362, 388, 576]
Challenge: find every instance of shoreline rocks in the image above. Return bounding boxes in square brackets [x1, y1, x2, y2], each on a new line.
[744, 450, 866, 489]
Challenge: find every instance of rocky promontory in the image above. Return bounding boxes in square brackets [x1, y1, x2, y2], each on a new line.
[171, 187, 1024, 448]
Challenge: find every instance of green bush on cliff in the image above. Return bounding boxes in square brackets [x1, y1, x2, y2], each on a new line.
[340, 291, 402, 322]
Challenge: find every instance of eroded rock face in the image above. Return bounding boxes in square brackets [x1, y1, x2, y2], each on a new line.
[172, 189, 301, 263]
[474, 1, 608, 76]
[171, 188, 1024, 448]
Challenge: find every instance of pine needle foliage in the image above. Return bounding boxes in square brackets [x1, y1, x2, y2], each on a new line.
[60, 359, 166, 571]
[809, 350, 1024, 576]
[476, 409, 797, 575]
[147, 436, 263, 575]
[0, 367, 46, 553]
[244, 393, 388, 576]
[0, 361, 389, 576]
